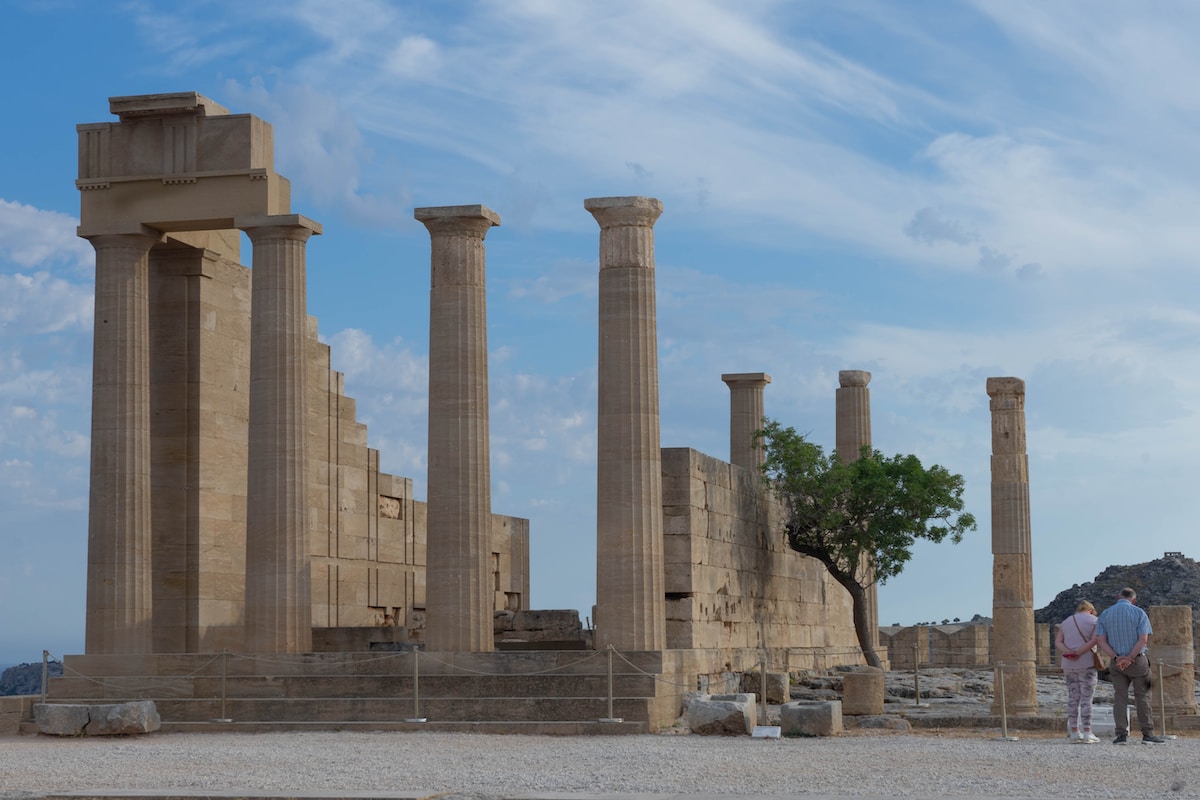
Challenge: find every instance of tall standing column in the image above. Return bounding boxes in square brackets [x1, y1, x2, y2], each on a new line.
[241, 214, 321, 653]
[416, 205, 500, 652]
[721, 372, 771, 471]
[987, 377, 1038, 715]
[587, 196, 666, 652]
[84, 230, 159, 654]
[836, 370, 880, 663]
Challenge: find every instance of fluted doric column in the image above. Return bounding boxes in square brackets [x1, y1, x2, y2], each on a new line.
[241, 214, 321, 653]
[84, 230, 160, 654]
[988, 376, 1038, 715]
[586, 196, 666, 652]
[836, 370, 880, 661]
[722, 373, 771, 471]
[416, 205, 500, 652]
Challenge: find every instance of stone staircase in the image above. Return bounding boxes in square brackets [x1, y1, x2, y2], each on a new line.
[25, 649, 687, 734]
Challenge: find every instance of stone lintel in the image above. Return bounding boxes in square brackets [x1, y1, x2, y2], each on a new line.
[721, 372, 772, 386]
[414, 205, 501, 227]
[109, 92, 230, 121]
[236, 213, 323, 236]
[77, 222, 165, 241]
[839, 370, 871, 388]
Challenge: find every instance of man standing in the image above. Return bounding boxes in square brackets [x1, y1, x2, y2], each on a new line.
[1096, 587, 1167, 744]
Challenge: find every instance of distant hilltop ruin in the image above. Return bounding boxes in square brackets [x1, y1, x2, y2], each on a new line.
[1034, 552, 1200, 624]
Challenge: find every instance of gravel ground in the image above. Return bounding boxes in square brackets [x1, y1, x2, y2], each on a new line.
[2, 728, 1199, 800]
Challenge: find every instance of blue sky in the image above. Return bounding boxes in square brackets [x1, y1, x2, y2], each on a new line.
[3, 1, 1200, 665]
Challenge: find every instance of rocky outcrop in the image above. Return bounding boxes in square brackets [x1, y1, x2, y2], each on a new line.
[1034, 552, 1200, 624]
[0, 661, 62, 696]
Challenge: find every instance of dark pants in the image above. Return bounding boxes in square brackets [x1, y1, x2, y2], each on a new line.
[1111, 653, 1155, 736]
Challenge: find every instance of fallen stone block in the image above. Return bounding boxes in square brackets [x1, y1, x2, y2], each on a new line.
[846, 714, 911, 731]
[687, 693, 756, 735]
[780, 700, 843, 737]
[741, 670, 790, 704]
[90, 700, 161, 735]
[34, 701, 161, 736]
[34, 704, 91, 736]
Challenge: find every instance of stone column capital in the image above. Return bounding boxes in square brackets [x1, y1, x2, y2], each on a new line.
[584, 196, 663, 229]
[839, 370, 871, 388]
[987, 376, 1025, 399]
[722, 372, 772, 389]
[79, 226, 163, 250]
[237, 214, 323, 241]
[414, 204, 501, 237]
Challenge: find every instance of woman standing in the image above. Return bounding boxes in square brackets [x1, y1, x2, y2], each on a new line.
[1056, 600, 1101, 743]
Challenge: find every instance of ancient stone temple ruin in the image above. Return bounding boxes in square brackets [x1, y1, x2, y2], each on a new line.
[48, 92, 867, 731]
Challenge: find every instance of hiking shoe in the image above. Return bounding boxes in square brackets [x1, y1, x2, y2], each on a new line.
[1113, 733, 1128, 745]
[1081, 732, 1100, 744]
[1142, 734, 1167, 744]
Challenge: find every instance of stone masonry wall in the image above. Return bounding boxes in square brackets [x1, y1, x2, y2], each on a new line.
[661, 447, 860, 668]
[149, 242, 529, 651]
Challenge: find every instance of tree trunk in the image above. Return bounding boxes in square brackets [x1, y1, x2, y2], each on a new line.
[833, 572, 882, 668]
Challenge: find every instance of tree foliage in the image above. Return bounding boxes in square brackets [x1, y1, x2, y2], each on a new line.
[757, 418, 977, 666]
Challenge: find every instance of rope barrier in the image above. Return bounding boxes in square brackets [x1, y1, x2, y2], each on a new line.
[37, 641, 1200, 729]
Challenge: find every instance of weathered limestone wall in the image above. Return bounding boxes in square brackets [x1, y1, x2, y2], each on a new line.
[146, 244, 529, 651]
[149, 241, 252, 653]
[661, 447, 860, 668]
[882, 625, 930, 669]
[884, 623, 991, 668]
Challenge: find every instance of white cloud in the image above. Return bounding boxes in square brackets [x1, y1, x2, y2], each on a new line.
[0, 199, 91, 271]
[0, 272, 93, 334]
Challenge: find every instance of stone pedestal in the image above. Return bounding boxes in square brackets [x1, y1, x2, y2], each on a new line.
[416, 205, 501, 653]
[84, 230, 160, 654]
[587, 196, 666, 653]
[1148, 606, 1199, 718]
[841, 667, 884, 715]
[721, 373, 771, 471]
[241, 215, 321, 653]
[987, 377, 1037, 715]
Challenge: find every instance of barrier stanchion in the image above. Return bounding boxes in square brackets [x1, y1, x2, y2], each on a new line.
[995, 662, 1017, 741]
[598, 644, 622, 723]
[41, 650, 48, 705]
[912, 644, 927, 707]
[405, 644, 426, 723]
[759, 652, 768, 726]
[212, 648, 233, 723]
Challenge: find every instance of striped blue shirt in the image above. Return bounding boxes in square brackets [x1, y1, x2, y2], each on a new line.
[1096, 599, 1152, 656]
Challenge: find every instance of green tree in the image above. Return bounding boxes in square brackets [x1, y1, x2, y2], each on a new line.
[756, 419, 976, 668]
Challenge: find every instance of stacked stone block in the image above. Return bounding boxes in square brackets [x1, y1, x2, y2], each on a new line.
[886, 625, 930, 669]
[661, 448, 859, 666]
[1148, 606, 1199, 717]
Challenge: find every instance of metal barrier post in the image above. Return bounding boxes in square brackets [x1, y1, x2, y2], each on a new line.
[995, 662, 1017, 740]
[760, 652, 768, 726]
[1157, 659, 1167, 737]
[405, 644, 426, 723]
[599, 644, 622, 723]
[212, 648, 233, 723]
[41, 650, 48, 705]
[912, 644, 921, 706]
